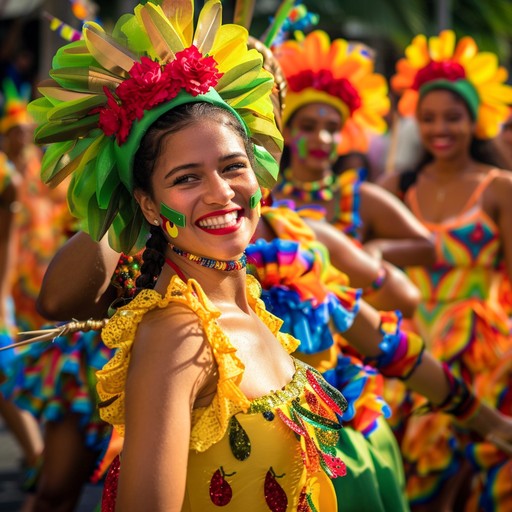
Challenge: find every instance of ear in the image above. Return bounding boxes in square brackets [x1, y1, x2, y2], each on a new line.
[134, 188, 158, 225]
[283, 124, 293, 145]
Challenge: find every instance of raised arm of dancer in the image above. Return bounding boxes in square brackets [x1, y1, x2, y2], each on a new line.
[36, 231, 121, 321]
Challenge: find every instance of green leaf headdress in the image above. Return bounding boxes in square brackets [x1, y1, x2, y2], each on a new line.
[29, 0, 283, 254]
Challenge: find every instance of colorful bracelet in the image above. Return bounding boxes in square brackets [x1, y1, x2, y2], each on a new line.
[364, 310, 426, 380]
[427, 363, 481, 421]
[362, 267, 387, 296]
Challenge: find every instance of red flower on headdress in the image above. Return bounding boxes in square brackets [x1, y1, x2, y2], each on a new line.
[98, 88, 134, 145]
[169, 46, 223, 95]
[94, 47, 223, 145]
[286, 69, 362, 113]
[412, 61, 466, 91]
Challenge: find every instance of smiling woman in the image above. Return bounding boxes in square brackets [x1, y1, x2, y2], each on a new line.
[27, 1, 353, 510]
[379, 29, 512, 512]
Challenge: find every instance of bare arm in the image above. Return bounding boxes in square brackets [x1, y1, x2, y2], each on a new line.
[37, 231, 121, 321]
[306, 218, 420, 317]
[343, 300, 512, 452]
[117, 305, 214, 511]
[0, 182, 18, 323]
[359, 181, 435, 267]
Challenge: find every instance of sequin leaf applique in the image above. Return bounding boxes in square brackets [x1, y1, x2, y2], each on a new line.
[320, 451, 347, 478]
[306, 368, 347, 415]
[229, 416, 251, 461]
[264, 467, 288, 512]
[209, 467, 236, 506]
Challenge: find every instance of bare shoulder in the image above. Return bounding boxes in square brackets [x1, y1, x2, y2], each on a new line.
[131, 301, 212, 377]
[376, 172, 402, 195]
[488, 169, 512, 200]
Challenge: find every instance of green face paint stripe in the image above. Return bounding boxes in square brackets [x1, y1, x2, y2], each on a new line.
[297, 137, 308, 159]
[250, 188, 262, 209]
[160, 202, 186, 227]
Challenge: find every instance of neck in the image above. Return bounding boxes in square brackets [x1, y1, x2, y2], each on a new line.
[157, 247, 251, 312]
[426, 155, 476, 178]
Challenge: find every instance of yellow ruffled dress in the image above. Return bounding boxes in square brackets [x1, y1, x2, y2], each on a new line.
[97, 274, 348, 511]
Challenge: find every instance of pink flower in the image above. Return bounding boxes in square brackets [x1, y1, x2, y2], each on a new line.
[169, 46, 223, 96]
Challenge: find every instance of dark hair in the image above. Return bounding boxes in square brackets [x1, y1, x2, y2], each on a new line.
[134, 102, 254, 289]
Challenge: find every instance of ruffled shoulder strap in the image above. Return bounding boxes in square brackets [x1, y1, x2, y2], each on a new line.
[191, 274, 299, 452]
[97, 275, 249, 439]
[262, 202, 317, 245]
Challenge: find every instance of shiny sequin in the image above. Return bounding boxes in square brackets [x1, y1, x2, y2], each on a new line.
[306, 369, 347, 414]
[263, 410, 275, 421]
[264, 467, 288, 512]
[209, 467, 235, 506]
[229, 416, 251, 461]
[101, 455, 120, 512]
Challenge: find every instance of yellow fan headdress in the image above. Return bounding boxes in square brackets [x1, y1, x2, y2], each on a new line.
[274, 30, 390, 154]
[29, 0, 283, 254]
[391, 29, 512, 139]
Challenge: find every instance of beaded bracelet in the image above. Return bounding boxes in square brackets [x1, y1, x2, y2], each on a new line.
[362, 267, 387, 296]
[426, 363, 481, 421]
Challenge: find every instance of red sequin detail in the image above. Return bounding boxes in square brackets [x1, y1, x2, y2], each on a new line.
[209, 467, 233, 506]
[320, 452, 347, 478]
[101, 455, 121, 512]
[306, 370, 343, 414]
[276, 408, 307, 436]
[264, 468, 288, 512]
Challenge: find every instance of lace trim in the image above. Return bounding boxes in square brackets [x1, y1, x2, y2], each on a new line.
[96, 274, 299, 451]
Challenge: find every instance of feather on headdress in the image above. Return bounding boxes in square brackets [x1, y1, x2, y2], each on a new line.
[29, 0, 283, 254]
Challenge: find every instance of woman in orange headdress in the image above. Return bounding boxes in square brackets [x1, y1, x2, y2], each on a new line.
[379, 30, 512, 511]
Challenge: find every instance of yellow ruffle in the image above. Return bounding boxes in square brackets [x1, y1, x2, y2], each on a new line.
[96, 273, 299, 452]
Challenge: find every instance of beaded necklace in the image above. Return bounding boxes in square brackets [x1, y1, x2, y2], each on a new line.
[275, 168, 339, 202]
[168, 243, 247, 271]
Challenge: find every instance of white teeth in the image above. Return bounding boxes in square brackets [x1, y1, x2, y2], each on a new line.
[198, 211, 238, 229]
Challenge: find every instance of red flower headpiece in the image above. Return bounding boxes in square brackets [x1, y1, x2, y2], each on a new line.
[96, 46, 223, 145]
[287, 69, 362, 113]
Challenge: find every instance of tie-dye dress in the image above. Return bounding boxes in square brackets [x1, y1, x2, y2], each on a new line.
[400, 169, 512, 509]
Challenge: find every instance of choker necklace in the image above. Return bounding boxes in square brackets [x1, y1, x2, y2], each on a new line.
[168, 244, 247, 271]
[275, 168, 339, 202]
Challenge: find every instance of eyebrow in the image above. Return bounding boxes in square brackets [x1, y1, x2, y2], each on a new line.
[165, 152, 248, 179]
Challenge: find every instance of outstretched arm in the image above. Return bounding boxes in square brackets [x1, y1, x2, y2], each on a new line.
[343, 300, 512, 454]
[37, 231, 121, 321]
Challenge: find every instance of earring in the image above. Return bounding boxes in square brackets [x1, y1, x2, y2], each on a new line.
[153, 219, 159, 225]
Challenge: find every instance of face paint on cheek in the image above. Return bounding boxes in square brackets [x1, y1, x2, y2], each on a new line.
[250, 188, 262, 218]
[330, 133, 341, 160]
[159, 202, 186, 239]
[289, 128, 309, 161]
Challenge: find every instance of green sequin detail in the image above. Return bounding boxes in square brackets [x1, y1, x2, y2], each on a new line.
[229, 416, 251, 461]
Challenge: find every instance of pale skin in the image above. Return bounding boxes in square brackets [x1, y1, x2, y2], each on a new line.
[275, 102, 436, 268]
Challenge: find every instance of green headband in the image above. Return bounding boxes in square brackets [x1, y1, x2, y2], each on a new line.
[419, 79, 480, 119]
[115, 88, 248, 192]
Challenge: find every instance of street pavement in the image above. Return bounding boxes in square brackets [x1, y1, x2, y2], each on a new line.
[0, 416, 103, 511]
